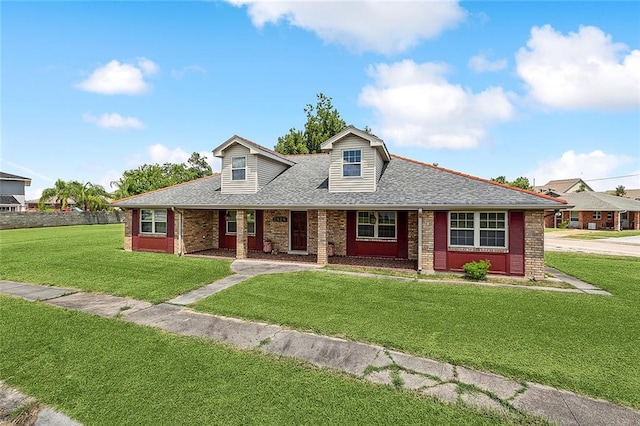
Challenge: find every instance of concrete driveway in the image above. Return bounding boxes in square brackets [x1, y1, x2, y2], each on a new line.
[545, 231, 640, 257]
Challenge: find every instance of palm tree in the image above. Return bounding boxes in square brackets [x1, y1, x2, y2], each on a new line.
[74, 182, 110, 211]
[39, 179, 74, 211]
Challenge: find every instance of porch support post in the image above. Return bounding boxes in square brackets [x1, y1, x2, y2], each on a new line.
[636, 211, 640, 230]
[421, 210, 435, 274]
[236, 209, 247, 259]
[317, 209, 328, 265]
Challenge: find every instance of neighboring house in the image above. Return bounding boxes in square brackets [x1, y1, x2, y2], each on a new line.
[113, 126, 566, 280]
[553, 191, 640, 231]
[0, 172, 31, 212]
[535, 178, 593, 195]
[26, 197, 77, 211]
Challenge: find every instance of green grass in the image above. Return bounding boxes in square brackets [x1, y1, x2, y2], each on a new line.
[0, 297, 535, 425]
[0, 225, 232, 303]
[561, 230, 640, 240]
[194, 253, 640, 408]
[324, 266, 573, 288]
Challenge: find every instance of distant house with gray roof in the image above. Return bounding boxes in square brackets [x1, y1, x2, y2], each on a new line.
[0, 172, 31, 212]
[555, 191, 640, 231]
[113, 126, 566, 279]
[535, 178, 593, 196]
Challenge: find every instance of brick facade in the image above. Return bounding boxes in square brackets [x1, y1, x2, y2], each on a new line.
[327, 210, 347, 256]
[420, 210, 435, 273]
[308, 210, 318, 254]
[408, 211, 418, 260]
[236, 209, 247, 259]
[524, 210, 545, 280]
[181, 209, 216, 254]
[124, 209, 132, 251]
[263, 209, 290, 253]
[317, 210, 328, 265]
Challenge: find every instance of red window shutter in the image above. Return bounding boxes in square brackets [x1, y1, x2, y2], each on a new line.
[434, 212, 448, 270]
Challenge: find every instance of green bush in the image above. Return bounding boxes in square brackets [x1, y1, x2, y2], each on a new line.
[558, 221, 569, 229]
[463, 260, 491, 280]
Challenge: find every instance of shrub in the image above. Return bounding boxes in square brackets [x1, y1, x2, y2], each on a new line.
[463, 260, 491, 281]
[558, 221, 569, 229]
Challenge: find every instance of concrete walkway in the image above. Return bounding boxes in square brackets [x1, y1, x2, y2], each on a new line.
[0, 381, 81, 426]
[2, 280, 639, 425]
[168, 259, 319, 305]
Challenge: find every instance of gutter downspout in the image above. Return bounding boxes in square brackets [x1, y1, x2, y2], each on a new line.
[417, 208, 423, 274]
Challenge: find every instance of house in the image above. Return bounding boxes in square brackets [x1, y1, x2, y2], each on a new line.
[113, 126, 567, 280]
[26, 197, 77, 211]
[554, 191, 640, 230]
[0, 172, 31, 212]
[535, 178, 593, 195]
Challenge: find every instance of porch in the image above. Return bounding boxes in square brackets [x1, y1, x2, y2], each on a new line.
[187, 248, 418, 271]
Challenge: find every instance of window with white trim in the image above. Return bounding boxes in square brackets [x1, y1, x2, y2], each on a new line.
[607, 212, 613, 220]
[140, 209, 167, 234]
[231, 156, 246, 181]
[357, 211, 396, 239]
[449, 212, 507, 248]
[343, 150, 361, 177]
[225, 210, 256, 235]
[593, 211, 601, 220]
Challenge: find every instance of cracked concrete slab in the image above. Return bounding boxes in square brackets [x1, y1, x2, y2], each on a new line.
[560, 388, 640, 426]
[46, 293, 151, 318]
[0, 281, 76, 301]
[34, 407, 82, 426]
[121, 303, 183, 325]
[422, 383, 458, 404]
[399, 371, 439, 390]
[460, 391, 506, 414]
[456, 366, 523, 400]
[262, 330, 392, 375]
[365, 370, 394, 386]
[512, 383, 579, 426]
[168, 274, 251, 305]
[231, 259, 319, 275]
[389, 350, 455, 381]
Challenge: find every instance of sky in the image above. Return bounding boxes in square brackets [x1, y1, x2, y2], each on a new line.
[2, 0, 639, 201]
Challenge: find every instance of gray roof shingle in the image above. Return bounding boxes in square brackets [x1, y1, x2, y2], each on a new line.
[561, 191, 640, 211]
[114, 154, 565, 210]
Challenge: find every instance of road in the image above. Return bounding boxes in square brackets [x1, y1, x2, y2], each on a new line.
[545, 231, 640, 257]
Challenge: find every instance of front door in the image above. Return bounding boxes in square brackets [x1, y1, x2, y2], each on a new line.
[291, 211, 307, 251]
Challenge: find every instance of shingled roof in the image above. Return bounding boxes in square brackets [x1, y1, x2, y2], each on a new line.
[113, 153, 566, 210]
[560, 191, 640, 211]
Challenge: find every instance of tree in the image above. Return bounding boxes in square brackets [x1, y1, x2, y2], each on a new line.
[490, 176, 533, 190]
[74, 182, 111, 211]
[575, 183, 587, 193]
[615, 185, 626, 197]
[274, 93, 347, 154]
[39, 179, 75, 210]
[111, 152, 213, 199]
[39, 179, 110, 211]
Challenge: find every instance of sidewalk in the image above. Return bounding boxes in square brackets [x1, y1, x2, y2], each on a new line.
[2, 278, 639, 426]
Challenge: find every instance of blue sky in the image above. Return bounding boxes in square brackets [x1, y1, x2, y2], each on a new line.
[2, 1, 639, 200]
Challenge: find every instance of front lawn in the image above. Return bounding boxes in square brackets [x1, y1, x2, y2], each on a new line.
[0, 225, 232, 303]
[0, 297, 530, 425]
[194, 253, 640, 408]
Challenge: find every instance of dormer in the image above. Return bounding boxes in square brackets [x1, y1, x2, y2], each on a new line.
[320, 126, 391, 193]
[213, 135, 295, 194]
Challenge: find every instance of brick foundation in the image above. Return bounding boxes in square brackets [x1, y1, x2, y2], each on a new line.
[327, 210, 347, 256]
[317, 210, 328, 265]
[263, 210, 289, 253]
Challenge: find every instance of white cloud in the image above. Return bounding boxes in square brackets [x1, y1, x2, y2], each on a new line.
[76, 57, 158, 95]
[227, 0, 466, 54]
[148, 144, 191, 164]
[528, 150, 635, 191]
[83, 113, 145, 129]
[146, 145, 220, 171]
[171, 65, 206, 79]
[358, 59, 516, 149]
[516, 25, 640, 110]
[468, 52, 507, 72]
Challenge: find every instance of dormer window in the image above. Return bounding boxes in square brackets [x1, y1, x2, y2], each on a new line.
[343, 150, 361, 177]
[231, 157, 246, 180]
